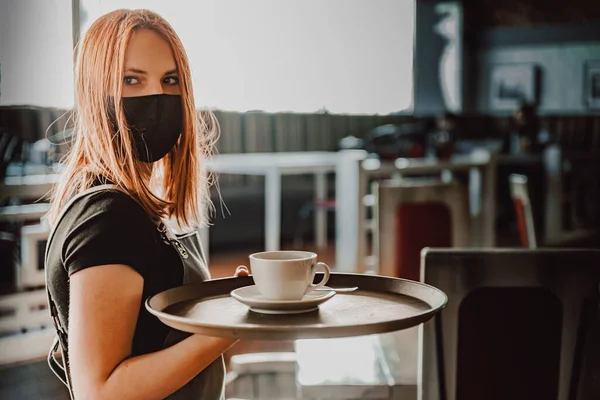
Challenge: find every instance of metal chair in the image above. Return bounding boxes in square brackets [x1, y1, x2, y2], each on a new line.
[420, 248, 600, 400]
[377, 179, 470, 279]
[509, 174, 537, 248]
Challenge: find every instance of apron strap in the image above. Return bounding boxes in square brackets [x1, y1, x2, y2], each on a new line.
[45, 184, 122, 399]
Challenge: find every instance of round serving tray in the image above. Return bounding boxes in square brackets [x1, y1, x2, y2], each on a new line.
[145, 273, 447, 340]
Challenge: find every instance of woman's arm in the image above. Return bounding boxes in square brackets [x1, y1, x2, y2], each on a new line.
[69, 264, 237, 400]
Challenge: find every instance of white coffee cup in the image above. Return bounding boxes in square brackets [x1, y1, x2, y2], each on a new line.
[249, 250, 331, 301]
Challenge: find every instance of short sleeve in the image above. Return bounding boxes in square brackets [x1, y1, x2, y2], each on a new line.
[61, 191, 157, 277]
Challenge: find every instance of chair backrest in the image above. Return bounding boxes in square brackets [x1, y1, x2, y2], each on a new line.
[377, 179, 470, 279]
[420, 248, 600, 400]
[509, 174, 537, 248]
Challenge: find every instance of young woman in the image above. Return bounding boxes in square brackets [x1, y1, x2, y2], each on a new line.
[45, 9, 247, 399]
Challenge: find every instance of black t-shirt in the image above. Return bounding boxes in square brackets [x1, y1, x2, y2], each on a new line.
[46, 189, 184, 356]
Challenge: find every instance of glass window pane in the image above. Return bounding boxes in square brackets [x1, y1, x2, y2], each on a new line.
[80, 0, 414, 114]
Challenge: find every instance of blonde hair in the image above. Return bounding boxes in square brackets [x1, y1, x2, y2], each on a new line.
[47, 9, 217, 230]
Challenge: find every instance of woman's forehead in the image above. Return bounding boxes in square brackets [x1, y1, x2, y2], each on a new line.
[124, 29, 177, 74]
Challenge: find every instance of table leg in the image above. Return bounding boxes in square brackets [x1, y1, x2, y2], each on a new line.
[314, 171, 327, 249]
[543, 145, 562, 243]
[481, 160, 497, 247]
[265, 169, 282, 251]
[335, 150, 366, 272]
[468, 167, 482, 247]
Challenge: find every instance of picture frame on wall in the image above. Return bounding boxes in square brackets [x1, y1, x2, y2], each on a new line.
[585, 60, 600, 111]
[489, 63, 539, 111]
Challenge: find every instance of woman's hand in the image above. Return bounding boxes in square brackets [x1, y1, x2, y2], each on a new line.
[234, 265, 249, 277]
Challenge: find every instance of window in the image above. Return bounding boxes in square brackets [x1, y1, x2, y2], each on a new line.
[0, 0, 74, 108]
[80, 0, 415, 114]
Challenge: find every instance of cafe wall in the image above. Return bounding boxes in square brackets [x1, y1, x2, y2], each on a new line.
[474, 29, 600, 115]
[462, 0, 600, 115]
[413, 1, 465, 117]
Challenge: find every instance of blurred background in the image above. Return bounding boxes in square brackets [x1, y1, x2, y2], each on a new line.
[1, 0, 600, 399]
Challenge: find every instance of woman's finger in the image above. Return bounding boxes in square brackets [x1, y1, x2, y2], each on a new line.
[234, 265, 249, 277]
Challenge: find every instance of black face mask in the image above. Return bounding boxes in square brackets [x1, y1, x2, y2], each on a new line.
[109, 94, 183, 163]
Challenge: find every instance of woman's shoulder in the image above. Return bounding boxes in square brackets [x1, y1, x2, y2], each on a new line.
[58, 188, 154, 232]
[50, 188, 161, 277]
[78, 188, 142, 211]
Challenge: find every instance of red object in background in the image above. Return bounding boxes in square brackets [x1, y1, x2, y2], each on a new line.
[394, 203, 452, 281]
[378, 151, 399, 161]
[314, 199, 337, 208]
[377, 144, 425, 161]
[513, 198, 530, 248]
[409, 143, 425, 158]
[435, 142, 453, 160]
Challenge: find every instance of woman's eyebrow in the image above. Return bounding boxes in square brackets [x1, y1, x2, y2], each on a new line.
[123, 68, 178, 75]
[124, 68, 147, 74]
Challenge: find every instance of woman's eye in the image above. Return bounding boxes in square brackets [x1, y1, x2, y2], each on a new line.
[124, 76, 139, 85]
[163, 76, 180, 85]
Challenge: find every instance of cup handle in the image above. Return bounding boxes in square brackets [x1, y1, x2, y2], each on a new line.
[307, 262, 331, 293]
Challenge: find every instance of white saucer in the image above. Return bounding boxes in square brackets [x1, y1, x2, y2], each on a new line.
[230, 285, 336, 315]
